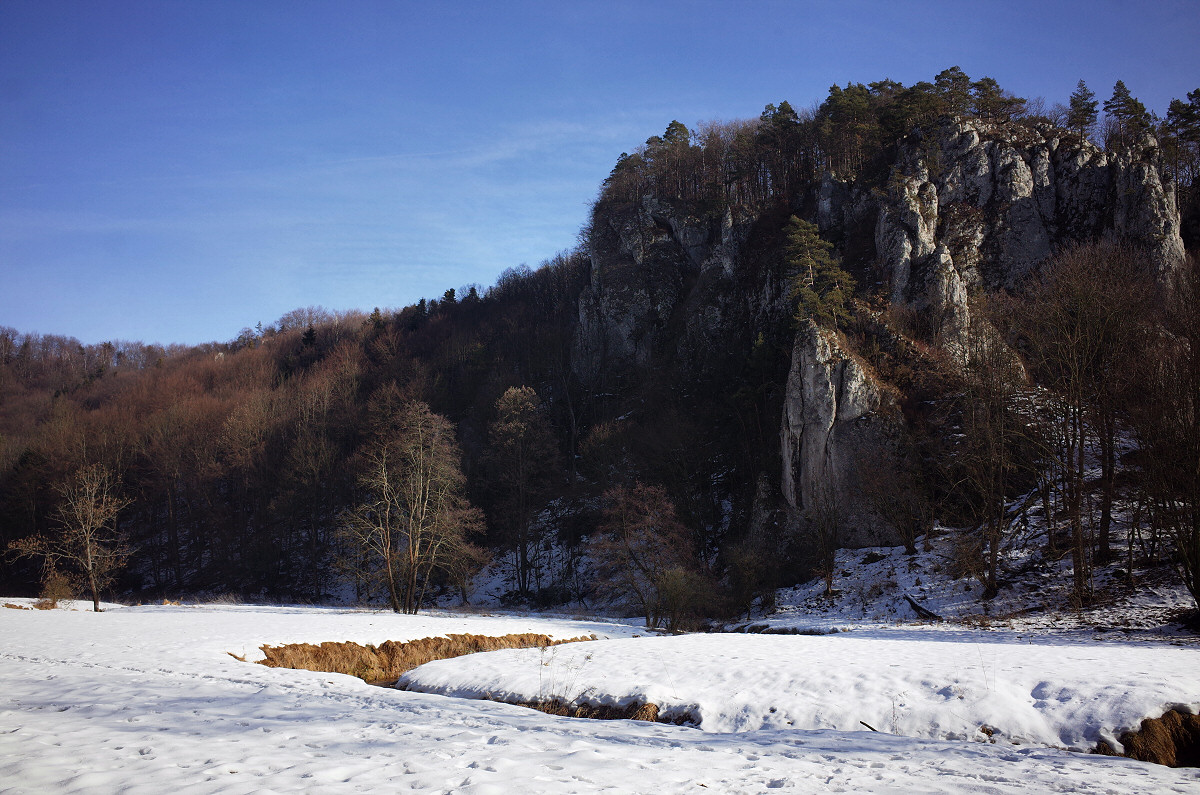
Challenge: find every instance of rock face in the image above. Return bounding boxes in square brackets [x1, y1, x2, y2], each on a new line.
[575, 118, 1185, 553]
[779, 321, 895, 547]
[875, 119, 1185, 353]
[573, 197, 790, 388]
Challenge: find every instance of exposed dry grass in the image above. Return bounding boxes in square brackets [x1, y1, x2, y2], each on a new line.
[1095, 709, 1200, 767]
[3, 602, 31, 610]
[512, 698, 665, 722]
[242, 633, 597, 684]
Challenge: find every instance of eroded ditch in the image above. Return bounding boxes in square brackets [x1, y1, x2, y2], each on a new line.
[231, 632, 685, 725]
[232, 633, 1198, 765]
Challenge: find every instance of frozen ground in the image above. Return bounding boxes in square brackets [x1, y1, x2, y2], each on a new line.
[3, 599, 1199, 793]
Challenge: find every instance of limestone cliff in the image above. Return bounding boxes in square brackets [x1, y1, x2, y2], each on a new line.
[779, 320, 895, 547]
[874, 119, 1185, 353]
[573, 197, 791, 388]
[575, 117, 1185, 553]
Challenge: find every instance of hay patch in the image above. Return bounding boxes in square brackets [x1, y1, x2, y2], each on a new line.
[1095, 709, 1200, 767]
[242, 633, 597, 684]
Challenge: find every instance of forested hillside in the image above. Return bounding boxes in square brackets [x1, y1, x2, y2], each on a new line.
[3, 69, 1199, 624]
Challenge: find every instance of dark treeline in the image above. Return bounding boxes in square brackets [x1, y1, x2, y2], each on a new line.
[3, 68, 1199, 623]
[0, 252, 598, 604]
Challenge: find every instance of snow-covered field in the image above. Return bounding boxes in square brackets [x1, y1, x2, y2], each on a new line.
[3, 599, 1199, 793]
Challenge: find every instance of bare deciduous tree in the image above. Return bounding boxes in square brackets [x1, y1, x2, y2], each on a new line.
[1132, 253, 1200, 608]
[587, 482, 705, 630]
[11, 463, 131, 612]
[485, 386, 559, 598]
[957, 299, 1030, 598]
[856, 444, 932, 556]
[807, 481, 842, 599]
[341, 400, 484, 614]
[1019, 241, 1154, 604]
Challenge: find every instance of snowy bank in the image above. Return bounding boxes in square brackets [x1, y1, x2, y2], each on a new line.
[399, 629, 1200, 752]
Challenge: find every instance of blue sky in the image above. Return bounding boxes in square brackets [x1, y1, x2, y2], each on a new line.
[2, 0, 1197, 345]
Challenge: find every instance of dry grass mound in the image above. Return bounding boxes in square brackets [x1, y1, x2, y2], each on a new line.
[1119, 710, 1200, 767]
[1095, 709, 1200, 767]
[244, 633, 597, 684]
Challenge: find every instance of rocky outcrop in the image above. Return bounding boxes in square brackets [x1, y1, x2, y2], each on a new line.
[876, 119, 1185, 352]
[573, 197, 790, 388]
[573, 199, 696, 381]
[575, 117, 1186, 557]
[780, 320, 896, 547]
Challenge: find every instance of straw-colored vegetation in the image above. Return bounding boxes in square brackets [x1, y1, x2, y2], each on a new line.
[237, 632, 597, 684]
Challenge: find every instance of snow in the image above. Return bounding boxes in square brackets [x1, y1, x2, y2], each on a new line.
[4, 600, 1200, 793]
[402, 630, 1198, 750]
[764, 532, 1197, 635]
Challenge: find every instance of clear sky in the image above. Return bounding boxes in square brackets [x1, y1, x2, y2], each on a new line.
[2, 0, 1197, 346]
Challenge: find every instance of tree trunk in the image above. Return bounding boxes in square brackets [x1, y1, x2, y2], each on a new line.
[1097, 410, 1116, 562]
[385, 557, 402, 613]
[1070, 405, 1091, 605]
[167, 484, 183, 591]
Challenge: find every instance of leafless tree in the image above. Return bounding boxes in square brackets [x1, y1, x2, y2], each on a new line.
[485, 386, 559, 598]
[807, 480, 842, 599]
[1131, 253, 1200, 608]
[587, 482, 704, 629]
[341, 400, 484, 614]
[11, 463, 132, 612]
[1018, 241, 1154, 603]
[957, 298, 1030, 597]
[856, 444, 931, 556]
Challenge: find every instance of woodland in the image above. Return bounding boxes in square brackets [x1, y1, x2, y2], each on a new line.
[2, 68, 1199, 625]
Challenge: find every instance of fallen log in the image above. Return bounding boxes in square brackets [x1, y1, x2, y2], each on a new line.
[904, 595, 943, 622]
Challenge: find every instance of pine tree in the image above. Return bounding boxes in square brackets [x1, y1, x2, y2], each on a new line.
[1103, 80, 1151, 146]
[1067, 80, 1098, 140]
[784, 216, 855, 329]
[934, 66, 973, 116]
[971, 76, 1025, 122]
[1167, 89, 1200, 144]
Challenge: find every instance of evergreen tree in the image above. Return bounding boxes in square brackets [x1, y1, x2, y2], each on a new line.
[1167, 89, 1200, 144]
[878, 81, 942, 141]
[818, 83, 878, 175]
[934, 66, 973, 116]
[1103, 80, 1152, 146]
[784, 216, 855, 329]
[971, 76, 1025, 122]
[1067, 79, 1099, 139]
